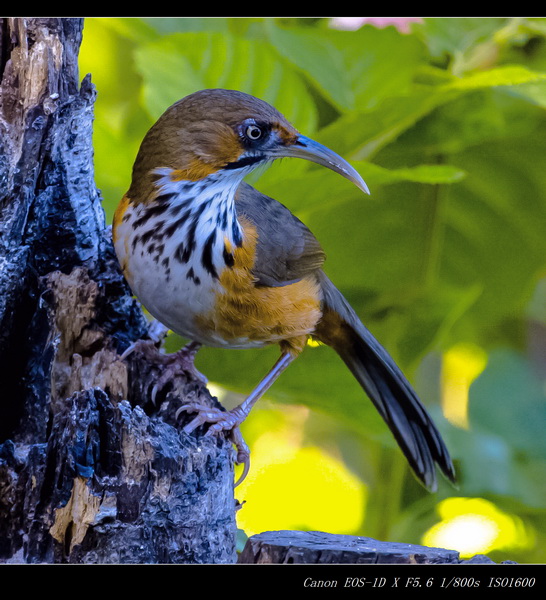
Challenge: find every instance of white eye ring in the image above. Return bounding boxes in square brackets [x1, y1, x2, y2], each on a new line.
[245, 123, 263, 140]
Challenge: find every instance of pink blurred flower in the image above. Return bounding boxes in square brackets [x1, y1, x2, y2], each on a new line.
[330, 17, 423, 34]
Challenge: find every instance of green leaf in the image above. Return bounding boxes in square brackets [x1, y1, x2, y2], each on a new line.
[458, 348, 546, 506]
[387, 88, 539, 156]
[316, 89, 459, 161]
[134, 43, 201, 119]
[266, 21, 425, 113]
[316, 66, 546, 162]
[470, 349, 546, 456]
[359, 163, 467, 186]
[419, 17, 507, 60]
[509, 80, 546, 108]
[133, 31, 318, 132]
[265, 22, 354, 111]
[141, 17, 231, 35]
[254, 160, 465, 221]
[95, 16, 161, 44]
[324, 24, 426, 110]
[443, 64, 546, 91]
[438, 134, 546, 343]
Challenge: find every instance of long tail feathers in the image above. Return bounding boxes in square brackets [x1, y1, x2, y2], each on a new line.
[315, 273, 456, 491]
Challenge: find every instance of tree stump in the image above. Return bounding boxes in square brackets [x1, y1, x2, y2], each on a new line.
[238, 530, 462, 564]
[0, 17, 237, 563]
[238, 531, 517, 564]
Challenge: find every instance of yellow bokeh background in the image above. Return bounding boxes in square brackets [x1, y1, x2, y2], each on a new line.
[233, 405, 367, 536]
[423, 497, 534, 558]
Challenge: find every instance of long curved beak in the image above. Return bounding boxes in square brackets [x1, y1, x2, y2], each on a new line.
[270, 134, 370, 195]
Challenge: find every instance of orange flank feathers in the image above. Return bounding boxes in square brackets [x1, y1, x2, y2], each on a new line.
[112, 194, 130, 242]
[197, 218, 322, 355]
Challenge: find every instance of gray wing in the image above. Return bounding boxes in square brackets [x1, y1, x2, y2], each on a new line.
[234, 182, 326, 287]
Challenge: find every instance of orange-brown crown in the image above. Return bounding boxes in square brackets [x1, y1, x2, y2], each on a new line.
[128, 89, 299, 203]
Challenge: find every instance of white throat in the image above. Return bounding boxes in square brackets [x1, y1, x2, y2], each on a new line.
[148, 166, 249, 280]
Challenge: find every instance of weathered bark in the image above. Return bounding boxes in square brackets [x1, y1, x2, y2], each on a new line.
[238, 531, 510, 565]
[0, 17, 237, 563]
[238, 531, 459, 564]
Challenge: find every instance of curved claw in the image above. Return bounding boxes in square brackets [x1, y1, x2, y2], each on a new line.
[176, 402, 252, 486]
[120, 340, 139, 360]
[230, 426, 251, 487]
[234, 456, 250, 487]
[175, 404, 189, 423]
[176, 403, 221, 433]
[150, 369, 176, 405]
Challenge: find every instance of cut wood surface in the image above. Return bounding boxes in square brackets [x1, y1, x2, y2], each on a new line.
[238, 530, 509, 564]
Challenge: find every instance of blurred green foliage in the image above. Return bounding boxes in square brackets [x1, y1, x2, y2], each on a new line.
[80, 17, 546, 561]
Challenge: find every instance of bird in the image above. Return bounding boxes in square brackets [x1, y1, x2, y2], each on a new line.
[112, 88, 455, 491]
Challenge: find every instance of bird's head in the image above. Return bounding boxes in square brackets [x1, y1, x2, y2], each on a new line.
[129, 88, 369, 201]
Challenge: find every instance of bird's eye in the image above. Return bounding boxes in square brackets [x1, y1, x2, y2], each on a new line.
[245, 123, 263, 141]
[239, 119, 270, 148]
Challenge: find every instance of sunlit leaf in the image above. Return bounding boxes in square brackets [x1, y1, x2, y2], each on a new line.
[134, 31, 318, 132]
[444, 64, 546, 90]
[324, 23, 426, 110]
[265, 21, 353, 111]
[419, 17, 507, 60]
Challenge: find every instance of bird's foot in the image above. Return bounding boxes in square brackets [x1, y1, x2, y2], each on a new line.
[121, 319, 169, 360]
[176, 403, 251, 486]
[122, 339, 207, 404]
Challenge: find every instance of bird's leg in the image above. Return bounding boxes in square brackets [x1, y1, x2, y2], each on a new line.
[178, 350, 296, 485]
[181, 351, 294, 434]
